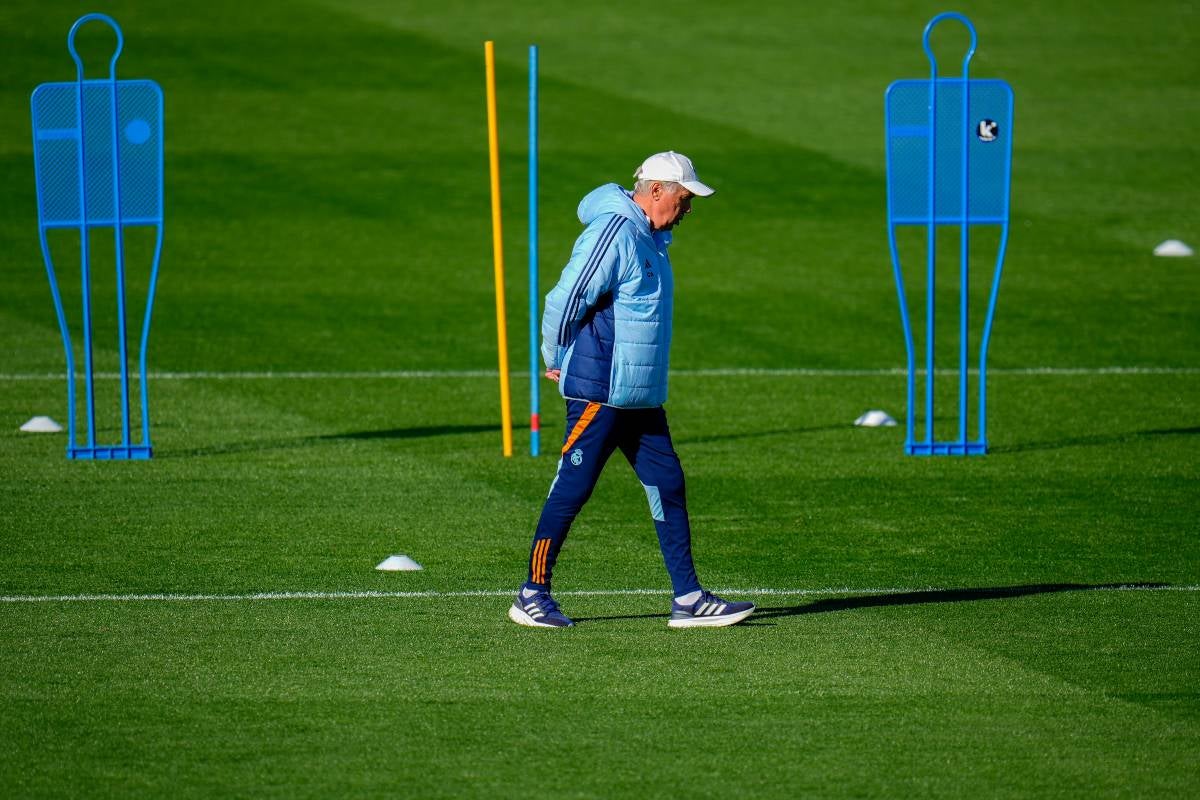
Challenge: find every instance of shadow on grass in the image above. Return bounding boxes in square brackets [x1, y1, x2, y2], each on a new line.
[164, 423, 500, 458]
[569, 582, 1169, 626]
[749, 582, 1169, 621]
[992, 426, 1200, 454]
[676, 423, 848, 446]
[676, 415, 979, 448]
[318, 424, 500, 441]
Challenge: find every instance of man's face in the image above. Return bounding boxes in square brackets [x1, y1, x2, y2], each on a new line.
[647, 183, 694, 231]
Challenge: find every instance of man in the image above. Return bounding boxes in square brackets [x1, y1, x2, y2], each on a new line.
[508, 151, 755, 630]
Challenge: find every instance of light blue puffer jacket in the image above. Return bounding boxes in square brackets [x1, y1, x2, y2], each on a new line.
[541, 183, 674, 408]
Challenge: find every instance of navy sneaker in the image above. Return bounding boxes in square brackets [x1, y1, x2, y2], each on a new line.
[668, 590, 755, 628]
[508, 588, 574, 628]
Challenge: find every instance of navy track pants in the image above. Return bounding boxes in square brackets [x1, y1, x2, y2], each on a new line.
[524, 399, 701, 596]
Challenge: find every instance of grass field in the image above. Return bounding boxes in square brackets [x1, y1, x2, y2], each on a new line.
[1, 1, 1198, 797]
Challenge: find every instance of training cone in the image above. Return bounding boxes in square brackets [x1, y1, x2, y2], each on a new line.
[854, 410, 898, 427]
[1153, 240, 1194, 257]
[376, 554, 423, 571]
[20, 416, 63, 433]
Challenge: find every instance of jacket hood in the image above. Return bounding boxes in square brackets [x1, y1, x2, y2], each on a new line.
[577, 183, 645, 227]
[577, 183, 671, 245]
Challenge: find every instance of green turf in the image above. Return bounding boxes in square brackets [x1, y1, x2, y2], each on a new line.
[1, 1, 1198, 797]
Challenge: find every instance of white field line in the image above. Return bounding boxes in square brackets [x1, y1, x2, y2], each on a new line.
[2, 366, 1198, 381]
[1, 585, 1194, 605]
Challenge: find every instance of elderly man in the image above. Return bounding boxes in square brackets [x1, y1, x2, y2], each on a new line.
[508, 151, 755, 630]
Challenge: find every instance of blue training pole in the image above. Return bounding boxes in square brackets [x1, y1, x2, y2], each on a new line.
[528, 44, 540, 457]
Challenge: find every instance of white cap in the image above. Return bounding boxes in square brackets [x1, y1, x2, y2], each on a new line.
[633, 151, 714, 197]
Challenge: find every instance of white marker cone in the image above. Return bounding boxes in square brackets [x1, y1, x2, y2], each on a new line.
[376, 555, 423, 571]
[20, 416, 63, 433]
[854, 410, 897, 427]
[1153, 240, 1194, 257]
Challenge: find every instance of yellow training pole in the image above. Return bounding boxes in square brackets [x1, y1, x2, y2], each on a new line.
[485, 41, 513, 457]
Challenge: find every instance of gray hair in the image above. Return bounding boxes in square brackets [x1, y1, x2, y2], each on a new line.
[633, 179, 684, 196]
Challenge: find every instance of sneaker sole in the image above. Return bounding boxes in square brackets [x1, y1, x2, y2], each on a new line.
[507, 603, 573, 628]
[667, 606, 755, 629]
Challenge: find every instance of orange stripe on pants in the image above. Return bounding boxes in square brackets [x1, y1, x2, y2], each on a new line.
[536, 538, 552, 584]
[562, 402, 602, 455]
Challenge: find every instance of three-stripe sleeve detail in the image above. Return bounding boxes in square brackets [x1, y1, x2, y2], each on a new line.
[558, 216, 626, 345]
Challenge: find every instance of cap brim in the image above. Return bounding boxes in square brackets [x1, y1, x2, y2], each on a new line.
[681, 180, 715, 197]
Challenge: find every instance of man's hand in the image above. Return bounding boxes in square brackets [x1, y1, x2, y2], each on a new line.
[545, 369, 561, 382]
